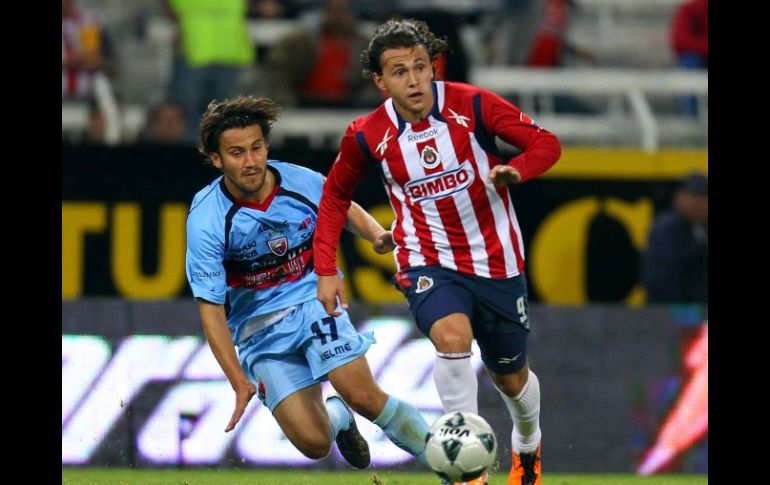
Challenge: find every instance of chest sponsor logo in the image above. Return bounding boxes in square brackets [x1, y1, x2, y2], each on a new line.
[404, 161, 476, 203]
[267, 236, 288, 257]
[420, 146, 442, 169]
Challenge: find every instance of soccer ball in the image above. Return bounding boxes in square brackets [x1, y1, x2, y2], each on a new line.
[424, 411, 497, 482]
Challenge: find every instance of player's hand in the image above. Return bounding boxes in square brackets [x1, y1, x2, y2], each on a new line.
[373, 231, 395, 254]
[225, 381, 256, 432]
[317, 274, 347, 317]
[488, 165, 522, 187]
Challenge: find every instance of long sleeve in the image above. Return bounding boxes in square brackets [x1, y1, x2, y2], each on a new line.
[313, 124, 370, 275]
[479, 89, 561, 182]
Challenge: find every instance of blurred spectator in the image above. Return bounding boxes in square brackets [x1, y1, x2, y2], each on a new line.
[84, 96, 125, 145]
[670, 0, 708, 116]
[137, 98, 188, 145]
[61, 0, 116, 100]
[164, 0, 255, 142]
[480, 0, 593, 67]
[265, 0, 379, 108]
[525, 0, 594, 67]
[642, 173, 708, 304]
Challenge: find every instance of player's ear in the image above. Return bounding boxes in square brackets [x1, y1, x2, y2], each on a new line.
[209, 152, 222, 170]
[372, 73, 386, 92]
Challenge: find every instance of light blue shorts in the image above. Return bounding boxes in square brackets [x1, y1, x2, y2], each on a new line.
[237, 299, 375, 412]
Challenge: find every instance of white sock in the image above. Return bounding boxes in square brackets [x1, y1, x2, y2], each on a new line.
[433, 352, 478, 414]
[497, 370, 541, 454]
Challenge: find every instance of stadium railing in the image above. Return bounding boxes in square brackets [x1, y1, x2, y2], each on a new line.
[62, 67, 707, 151]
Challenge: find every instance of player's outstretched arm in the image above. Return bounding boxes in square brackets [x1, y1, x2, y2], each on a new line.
[344, 202, 392, 245]
[197, 299, 256, 432]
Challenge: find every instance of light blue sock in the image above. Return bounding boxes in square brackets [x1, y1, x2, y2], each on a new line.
[326, 396, 350, 440]
[373, 396, 429, 466]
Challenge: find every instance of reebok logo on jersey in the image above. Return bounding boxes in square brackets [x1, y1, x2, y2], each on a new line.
[407, 127, 439, 143]
[404, 161, 476, 203]
[415, 276, 434, 293]
[376, 128, 392, 156]
[448, 108, 470, 127]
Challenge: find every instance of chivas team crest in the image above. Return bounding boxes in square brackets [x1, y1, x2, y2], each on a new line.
[267, 236, 288, 256]
[420, 146, 442, 169]
[416, 275, 434, 293]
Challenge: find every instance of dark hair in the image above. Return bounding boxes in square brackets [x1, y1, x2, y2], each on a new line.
[361, 18, 449, 78]
[197, 96, 280, 162]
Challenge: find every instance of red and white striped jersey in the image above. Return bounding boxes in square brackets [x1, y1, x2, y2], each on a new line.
[314, 81, 561, 279]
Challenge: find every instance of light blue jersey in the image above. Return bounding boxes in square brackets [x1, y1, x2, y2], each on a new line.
[186, 161, 334, 344]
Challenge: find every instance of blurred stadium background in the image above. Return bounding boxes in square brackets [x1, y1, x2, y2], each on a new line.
[62, 0, 707, 481]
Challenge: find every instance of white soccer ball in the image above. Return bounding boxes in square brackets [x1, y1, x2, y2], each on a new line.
[424, 411, 497, 482]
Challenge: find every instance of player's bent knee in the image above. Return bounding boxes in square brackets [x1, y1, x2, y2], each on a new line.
[493, 368, 529, 397]
[432, 331, 473, 353]
[496, 379, 525, 397]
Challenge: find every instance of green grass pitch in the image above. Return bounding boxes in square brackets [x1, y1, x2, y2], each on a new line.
[62, 468, 708, 485]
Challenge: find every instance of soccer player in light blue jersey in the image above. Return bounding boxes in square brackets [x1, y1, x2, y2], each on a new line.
[185, 95, 430, 469]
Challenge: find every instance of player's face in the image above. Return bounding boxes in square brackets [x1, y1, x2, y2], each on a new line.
[373, 45, 435, 123]
[211, 124, 271, 202]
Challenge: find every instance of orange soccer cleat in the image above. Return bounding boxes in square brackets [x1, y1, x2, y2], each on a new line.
[441, 471, 488, 485]
[509, 443, 541, 485]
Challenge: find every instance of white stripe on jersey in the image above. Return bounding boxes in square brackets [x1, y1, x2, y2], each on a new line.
[398, 129, 458, 271]
[435, 82, 446, 111]
[380, 160, 426, 268]
[385, 99, 399, 127]
[433, 120, 491, 276]
[469, 133, 521, 276]
[507, 191, 526, 263]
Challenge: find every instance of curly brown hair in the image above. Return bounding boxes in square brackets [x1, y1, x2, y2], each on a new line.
[361, 18, 449, 78]
[197, 96, 280, 163]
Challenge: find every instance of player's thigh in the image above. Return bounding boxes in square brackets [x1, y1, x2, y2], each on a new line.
[241, 350, 318, 413]
[472, 273, 531, 376]
[271, 383, 331, 453]
[302, 300, 375, 382]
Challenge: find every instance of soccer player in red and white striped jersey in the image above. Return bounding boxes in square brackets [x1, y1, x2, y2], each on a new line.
[314, 19, 561, 485]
